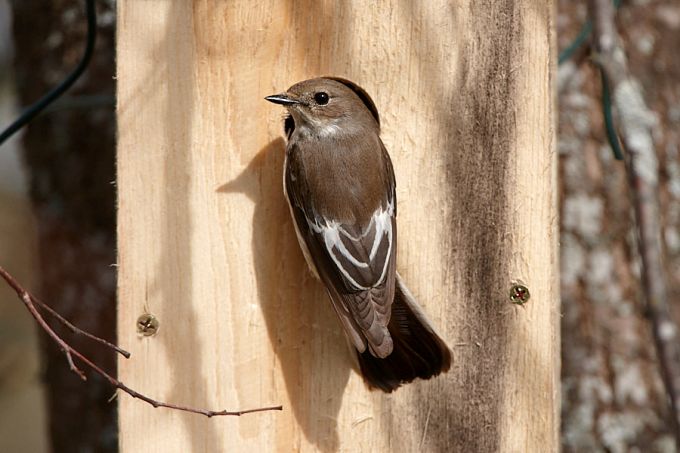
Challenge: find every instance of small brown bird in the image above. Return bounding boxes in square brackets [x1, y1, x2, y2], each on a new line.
[266, 77, 451, 392]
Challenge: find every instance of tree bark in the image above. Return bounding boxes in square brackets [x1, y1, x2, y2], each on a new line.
[558, 0, 680, 450]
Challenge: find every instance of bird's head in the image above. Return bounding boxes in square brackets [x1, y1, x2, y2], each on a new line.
[265, 77, 380, 138]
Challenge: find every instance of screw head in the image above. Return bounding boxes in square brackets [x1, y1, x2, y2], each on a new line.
[136, 313, 159, 336]
[509, 284, 530, 305]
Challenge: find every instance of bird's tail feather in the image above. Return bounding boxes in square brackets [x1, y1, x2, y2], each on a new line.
[357, 273, 452, 392]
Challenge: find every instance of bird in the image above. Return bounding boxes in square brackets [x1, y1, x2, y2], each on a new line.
[265, 77, 451, 392]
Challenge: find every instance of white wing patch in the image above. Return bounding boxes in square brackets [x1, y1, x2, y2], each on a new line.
[309, 201, 394, 290]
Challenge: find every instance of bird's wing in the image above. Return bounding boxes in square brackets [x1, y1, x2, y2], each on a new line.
[285, 143, 397, 358]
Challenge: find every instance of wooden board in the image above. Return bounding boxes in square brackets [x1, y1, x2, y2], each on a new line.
[117, 1, 558, 451]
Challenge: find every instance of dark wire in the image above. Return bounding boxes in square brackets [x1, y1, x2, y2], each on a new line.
[600, 71, 625, 160]
[558, 21, 592, 65]
[557, 0, 624, 161]
[0, 0, 96, 146]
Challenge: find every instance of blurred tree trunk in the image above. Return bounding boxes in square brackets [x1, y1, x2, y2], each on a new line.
[9, 1, 117, 451]
[558, 1, 680, 451]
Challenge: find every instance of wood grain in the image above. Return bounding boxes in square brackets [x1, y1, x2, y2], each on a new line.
[117, 1, 558, 451]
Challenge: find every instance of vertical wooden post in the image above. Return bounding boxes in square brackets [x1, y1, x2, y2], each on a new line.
[117, 1, 558, 451]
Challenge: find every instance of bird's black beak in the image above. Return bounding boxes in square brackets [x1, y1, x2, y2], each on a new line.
[265, 94, 300, 106]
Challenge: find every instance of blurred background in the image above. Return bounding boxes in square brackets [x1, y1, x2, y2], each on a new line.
[1, 1, 116, 452]
[0, 1, 678, 452]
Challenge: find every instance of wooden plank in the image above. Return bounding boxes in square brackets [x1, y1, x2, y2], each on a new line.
[117, 1, 558, 451]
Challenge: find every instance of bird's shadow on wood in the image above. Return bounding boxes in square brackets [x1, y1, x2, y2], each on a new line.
[218, 138, 351, 452]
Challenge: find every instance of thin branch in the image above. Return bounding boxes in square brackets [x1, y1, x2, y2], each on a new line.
[0, 265, 282, 417]
[1, 266, 87, 380]
[589, 0, 680, 446]
[34, 295, 131, 358]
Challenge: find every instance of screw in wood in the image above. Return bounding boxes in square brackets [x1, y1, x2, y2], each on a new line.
[509, 283, 530, 305]
[136, 313, 159, 336]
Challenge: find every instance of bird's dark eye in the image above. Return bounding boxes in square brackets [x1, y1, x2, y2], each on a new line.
[314, 92, 329, 105]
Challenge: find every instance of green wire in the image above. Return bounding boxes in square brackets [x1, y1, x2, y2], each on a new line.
[558, 0, 624, 161]
[601, 73, 625, 160]
[558, 21, 592, 65]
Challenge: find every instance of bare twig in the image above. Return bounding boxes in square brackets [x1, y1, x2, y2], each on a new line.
[589, 0, 680, 445]
[0, 265, 282, 417]
[34, 295, 131, 358]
